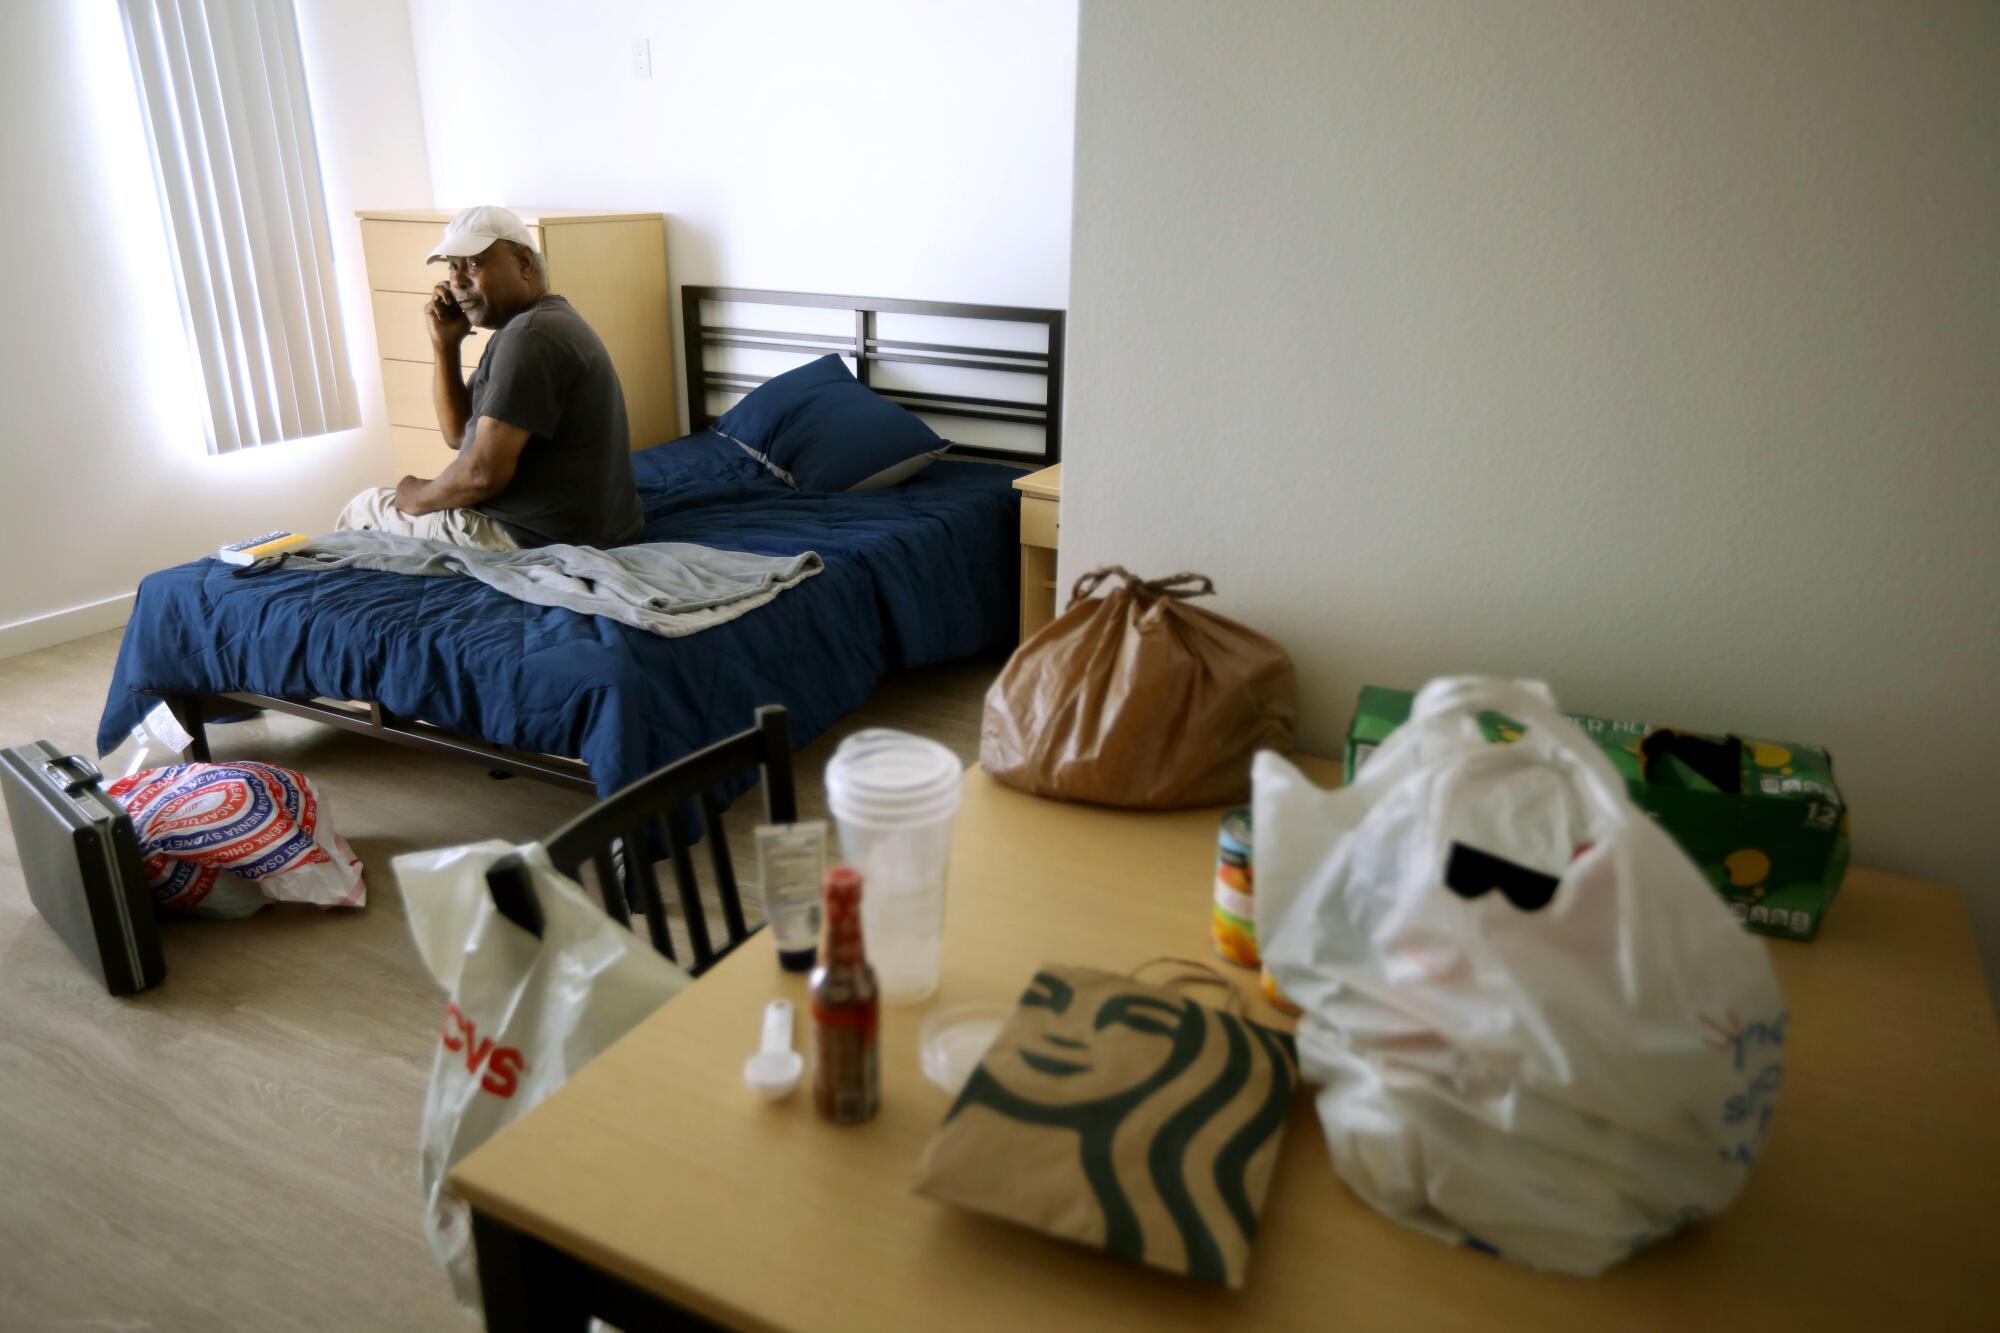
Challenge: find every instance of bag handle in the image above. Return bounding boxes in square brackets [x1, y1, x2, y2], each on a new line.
[1067, 566, 1216, 610]
[1408, 676, 1631, 817]
[1639, 728, 1744, 793]
[1131, 956, 1246, 1014]
[43, 754, 103, 795]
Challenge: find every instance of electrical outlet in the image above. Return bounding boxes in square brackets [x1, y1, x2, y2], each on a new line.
[630, 37, 651, 80]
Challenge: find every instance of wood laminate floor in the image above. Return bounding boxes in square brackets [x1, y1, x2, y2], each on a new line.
[0, 628, 997, 1330]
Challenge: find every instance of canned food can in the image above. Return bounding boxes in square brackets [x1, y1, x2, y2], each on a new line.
[1211, 807, 1258, 967]
[1261, 966, 1302, 1017]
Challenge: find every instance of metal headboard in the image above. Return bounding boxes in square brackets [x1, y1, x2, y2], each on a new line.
[681, 286, 1063, 464]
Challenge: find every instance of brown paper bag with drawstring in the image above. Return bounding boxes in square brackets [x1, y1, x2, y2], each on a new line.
[981, 568, 1298, 808]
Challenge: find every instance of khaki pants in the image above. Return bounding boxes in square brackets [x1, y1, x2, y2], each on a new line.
[335, 488, 518, 550]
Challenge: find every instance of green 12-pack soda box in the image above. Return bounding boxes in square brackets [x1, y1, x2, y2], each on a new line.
[1344, 686, 1850, 941]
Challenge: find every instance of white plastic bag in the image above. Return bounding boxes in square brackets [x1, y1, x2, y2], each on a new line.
[1256, 677, 1787, 1275]
[395, 840, 691, 1314]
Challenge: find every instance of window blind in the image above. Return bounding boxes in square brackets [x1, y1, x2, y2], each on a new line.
[118, 0, 356, 453]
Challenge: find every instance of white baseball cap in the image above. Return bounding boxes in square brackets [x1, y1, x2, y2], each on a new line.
[426, 205, 536, 263]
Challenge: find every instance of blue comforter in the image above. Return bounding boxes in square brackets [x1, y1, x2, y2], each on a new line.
[99, 432, 1022, 797]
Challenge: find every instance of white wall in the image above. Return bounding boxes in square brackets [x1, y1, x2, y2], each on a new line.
[1067, 3, 1999, 955]
[406, 0, 1077, 427]
[0, 0, 430, 653]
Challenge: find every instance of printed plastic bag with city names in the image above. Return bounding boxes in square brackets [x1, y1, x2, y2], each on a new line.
[1255, 677, 1787, 1276]
[396, 840, 691, 1315]
[108, 759, 364, 917]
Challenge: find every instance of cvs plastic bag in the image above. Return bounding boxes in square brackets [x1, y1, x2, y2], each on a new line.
[982, 567, 1298, 808]
[396, 840, 691, 1313]
[1255, 677, 1786, 1275]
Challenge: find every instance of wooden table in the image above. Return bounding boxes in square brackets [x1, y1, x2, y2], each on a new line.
[452, 761, 2000, 1331]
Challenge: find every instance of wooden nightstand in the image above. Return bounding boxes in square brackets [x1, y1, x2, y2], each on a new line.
[1013, 463, 1061, 639]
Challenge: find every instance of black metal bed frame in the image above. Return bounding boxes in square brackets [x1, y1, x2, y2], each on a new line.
[156, 691, 600, 790]
[682, 285, 1064, 464]
[152, 286, 1064, 792]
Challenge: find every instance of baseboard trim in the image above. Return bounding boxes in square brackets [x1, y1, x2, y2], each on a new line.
[0, 592, 137, 661]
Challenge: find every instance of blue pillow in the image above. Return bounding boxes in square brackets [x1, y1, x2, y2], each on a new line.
[714, 354, 948, 491]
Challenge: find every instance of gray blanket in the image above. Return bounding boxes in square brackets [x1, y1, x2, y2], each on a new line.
[286, 532, 822, 638]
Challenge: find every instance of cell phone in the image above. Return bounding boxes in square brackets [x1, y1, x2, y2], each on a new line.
[433, 290, 461, 319]
[231, 553, 288, 577]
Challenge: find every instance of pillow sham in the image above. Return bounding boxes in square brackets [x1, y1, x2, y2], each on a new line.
[714, 353, 948, 491]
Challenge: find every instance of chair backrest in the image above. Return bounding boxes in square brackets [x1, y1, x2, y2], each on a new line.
[485, 706, 796, 976]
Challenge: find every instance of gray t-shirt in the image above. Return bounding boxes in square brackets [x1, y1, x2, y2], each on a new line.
[465, 295, 644, 548]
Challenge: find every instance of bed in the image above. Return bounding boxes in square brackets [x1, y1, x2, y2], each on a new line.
[96, 288, 1064, 799]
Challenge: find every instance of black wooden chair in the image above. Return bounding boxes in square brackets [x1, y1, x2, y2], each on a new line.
[484, 706, 796, 976]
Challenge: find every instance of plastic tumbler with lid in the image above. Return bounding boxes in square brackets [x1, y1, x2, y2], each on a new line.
[824, 729, 963, 1004]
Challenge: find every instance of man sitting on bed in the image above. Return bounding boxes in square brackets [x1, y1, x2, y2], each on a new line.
[334, 205, 645, 550]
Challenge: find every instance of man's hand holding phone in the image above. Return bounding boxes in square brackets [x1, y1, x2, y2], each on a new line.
[426, 282, 471, 349]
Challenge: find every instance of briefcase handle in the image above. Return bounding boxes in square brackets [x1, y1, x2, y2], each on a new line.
[44, 754, 104, 794]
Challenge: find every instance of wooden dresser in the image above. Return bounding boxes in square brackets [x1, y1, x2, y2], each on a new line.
[356, 208, 676, 478]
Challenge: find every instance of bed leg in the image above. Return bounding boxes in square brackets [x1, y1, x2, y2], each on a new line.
[160, 694, 213, 763]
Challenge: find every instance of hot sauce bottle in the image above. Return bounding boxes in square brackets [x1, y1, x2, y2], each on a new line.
[810, 867, 881, 1124]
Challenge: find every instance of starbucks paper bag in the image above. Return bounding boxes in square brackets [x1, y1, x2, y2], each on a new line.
[913, 964, 1299, 1287]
